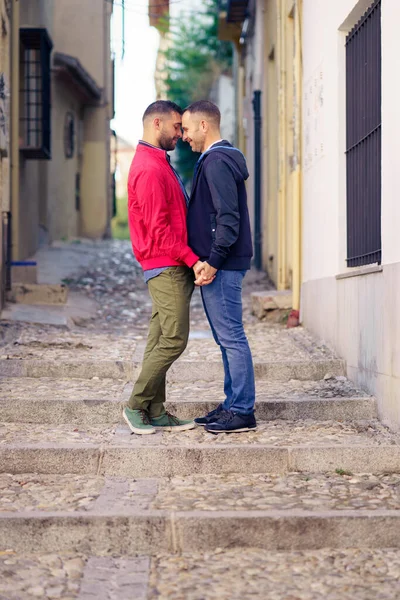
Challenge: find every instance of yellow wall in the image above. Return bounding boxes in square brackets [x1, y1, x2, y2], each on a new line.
[259, 0, 301, 301]
[262, 0, 278, 283]
[80, 106, 110, 239]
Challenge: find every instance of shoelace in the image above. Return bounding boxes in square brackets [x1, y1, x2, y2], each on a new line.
[139, 410, 152, 425]
[164, 411, 181, 425]
[216, 411, 235, 424]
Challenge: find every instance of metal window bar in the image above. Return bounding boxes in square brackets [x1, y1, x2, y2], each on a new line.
[19, 29, 52, 159]
[345, 0, 381, 267]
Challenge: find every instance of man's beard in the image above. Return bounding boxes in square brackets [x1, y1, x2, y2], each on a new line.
[159, 132, 177, 151]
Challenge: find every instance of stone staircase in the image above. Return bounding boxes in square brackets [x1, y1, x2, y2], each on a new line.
[0, 321, 399, 599]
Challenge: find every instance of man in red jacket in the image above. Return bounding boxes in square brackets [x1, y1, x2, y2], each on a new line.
[123, 100, 206, 435]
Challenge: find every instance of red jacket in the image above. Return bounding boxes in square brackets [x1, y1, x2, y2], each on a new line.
[127, 143, 198, 271]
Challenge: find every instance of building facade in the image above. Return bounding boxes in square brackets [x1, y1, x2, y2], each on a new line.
[301, 0, 400, 430]
[1, 0, 114, 306]
[220, 0, 400, 430]
[219, 0, 302, 302]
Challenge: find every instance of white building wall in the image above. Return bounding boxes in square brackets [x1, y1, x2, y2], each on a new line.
[301, 0, 400, 430]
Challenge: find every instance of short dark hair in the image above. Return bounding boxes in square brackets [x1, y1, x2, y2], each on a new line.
[184, 100, 221, 127]
[142, 100, 183, 123]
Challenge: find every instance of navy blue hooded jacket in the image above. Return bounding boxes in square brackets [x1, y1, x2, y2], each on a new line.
[187, 140, 253, 271]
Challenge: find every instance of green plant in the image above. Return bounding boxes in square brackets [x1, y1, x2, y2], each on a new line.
[112, 195, 130, 240]
[160, 0, 233, 183]
[335, 468, 353, 477]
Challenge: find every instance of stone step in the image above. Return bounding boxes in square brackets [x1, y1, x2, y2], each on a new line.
[0, 472, 400, 554]
[2, 548, 400, 600]
[0, 395, 376, 424]
[0, 420, 399, 476]
[0, 377, 374, 424]
[0, 357, 346, 381]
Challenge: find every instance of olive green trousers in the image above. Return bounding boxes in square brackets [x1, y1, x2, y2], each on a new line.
[128, 266, 194, 417]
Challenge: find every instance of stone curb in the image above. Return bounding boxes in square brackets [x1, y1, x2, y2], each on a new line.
[0, 358, 346, 382]
[1, 444, 400, 476]
[0, 510, 400, 554]
[0, 396, 376, 424]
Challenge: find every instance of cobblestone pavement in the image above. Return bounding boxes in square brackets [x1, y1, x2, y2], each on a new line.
[0, 378, 124, 401]
[2, 472, 400, 514]
[0, 419, 397, 447]
[0, 323, 337, 365]
[117, 419, 398, 447]
[149, 548, 400, 600]
[166, 377, 370, 401]
[1, 240, 399, 599]
[0, 240, 272, 339]
[0, 474, 103, 513]
[0, 552, 86, 600]
[0, 553, 149, 600]
[0, 375, 367, 405]
[152, 472, 400, 512]
[1, 548, 400, 600]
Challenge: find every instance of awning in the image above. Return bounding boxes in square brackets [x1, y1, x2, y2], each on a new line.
[53, 52, 102, 105]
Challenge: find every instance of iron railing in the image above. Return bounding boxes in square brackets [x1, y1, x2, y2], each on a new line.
[345, 0, 381, 267]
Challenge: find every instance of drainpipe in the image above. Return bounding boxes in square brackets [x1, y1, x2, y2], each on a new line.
[10, 0, 20, 265]
[252, 89, 262, 270]
[277, 0, 287, 290]
[289, 0, 302, 324]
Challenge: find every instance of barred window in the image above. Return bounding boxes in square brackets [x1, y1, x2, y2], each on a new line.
[345, 0, 381, 267]
[19, 28, 52, 159]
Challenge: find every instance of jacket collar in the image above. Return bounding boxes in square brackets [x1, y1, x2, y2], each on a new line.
[190, 140, 230, 197]
[137, 140, 168, 160]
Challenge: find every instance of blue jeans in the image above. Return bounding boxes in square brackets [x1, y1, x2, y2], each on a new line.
[200, 270, 255, 415]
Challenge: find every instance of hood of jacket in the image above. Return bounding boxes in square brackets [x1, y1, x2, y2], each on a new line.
[197, 140, 249, 182]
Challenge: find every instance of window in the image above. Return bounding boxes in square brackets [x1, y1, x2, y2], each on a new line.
[345, 0, 381, 267]
[64, 111, 75, 159]
[19, 28, 52, 159]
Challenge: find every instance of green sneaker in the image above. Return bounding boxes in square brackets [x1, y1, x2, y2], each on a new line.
[150, 411, 195, 432]
[122, 408, 156, 435]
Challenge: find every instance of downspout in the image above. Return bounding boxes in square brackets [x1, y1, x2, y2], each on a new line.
[253, 89, 262, 269]
[10, 0, 19, 266]
[104, 0, 112, 238]
[277, 0, 287, 290]
[288, 0, 302, 326]
[237, 46, 245, 154]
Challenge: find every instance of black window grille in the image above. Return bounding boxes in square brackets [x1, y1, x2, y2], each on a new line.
[64, 111, 75, 159]
[75, 173, 80, 212]
[20, 28, 52, 160]
[345, 0, 381, 268]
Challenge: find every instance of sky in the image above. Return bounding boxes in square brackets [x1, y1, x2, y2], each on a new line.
[111, 0, 160, 146]
[111, 0, 201, 146]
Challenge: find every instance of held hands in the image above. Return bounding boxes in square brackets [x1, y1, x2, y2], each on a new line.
[193, 261, 217, 286]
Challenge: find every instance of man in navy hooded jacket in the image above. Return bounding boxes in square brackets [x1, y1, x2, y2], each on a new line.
[182, 100, 256, 433]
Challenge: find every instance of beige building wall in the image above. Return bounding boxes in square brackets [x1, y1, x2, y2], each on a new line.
[52, 0, 106, 88]
[20, 0, 53, 32]
[301, 0, 400, 430]
[46, 80, 81, 241]
[53, 0, 113, 240]
[11, 0, 113, 264]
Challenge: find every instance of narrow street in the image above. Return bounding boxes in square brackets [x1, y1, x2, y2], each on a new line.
[0, 241, 399, 599]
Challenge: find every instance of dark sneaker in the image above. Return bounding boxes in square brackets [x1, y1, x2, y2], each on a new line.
[122, 408, 156, 435]
[194, 404, 226, 426]
[150, 411, 195, 432]
[205, 411, 257, 434]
